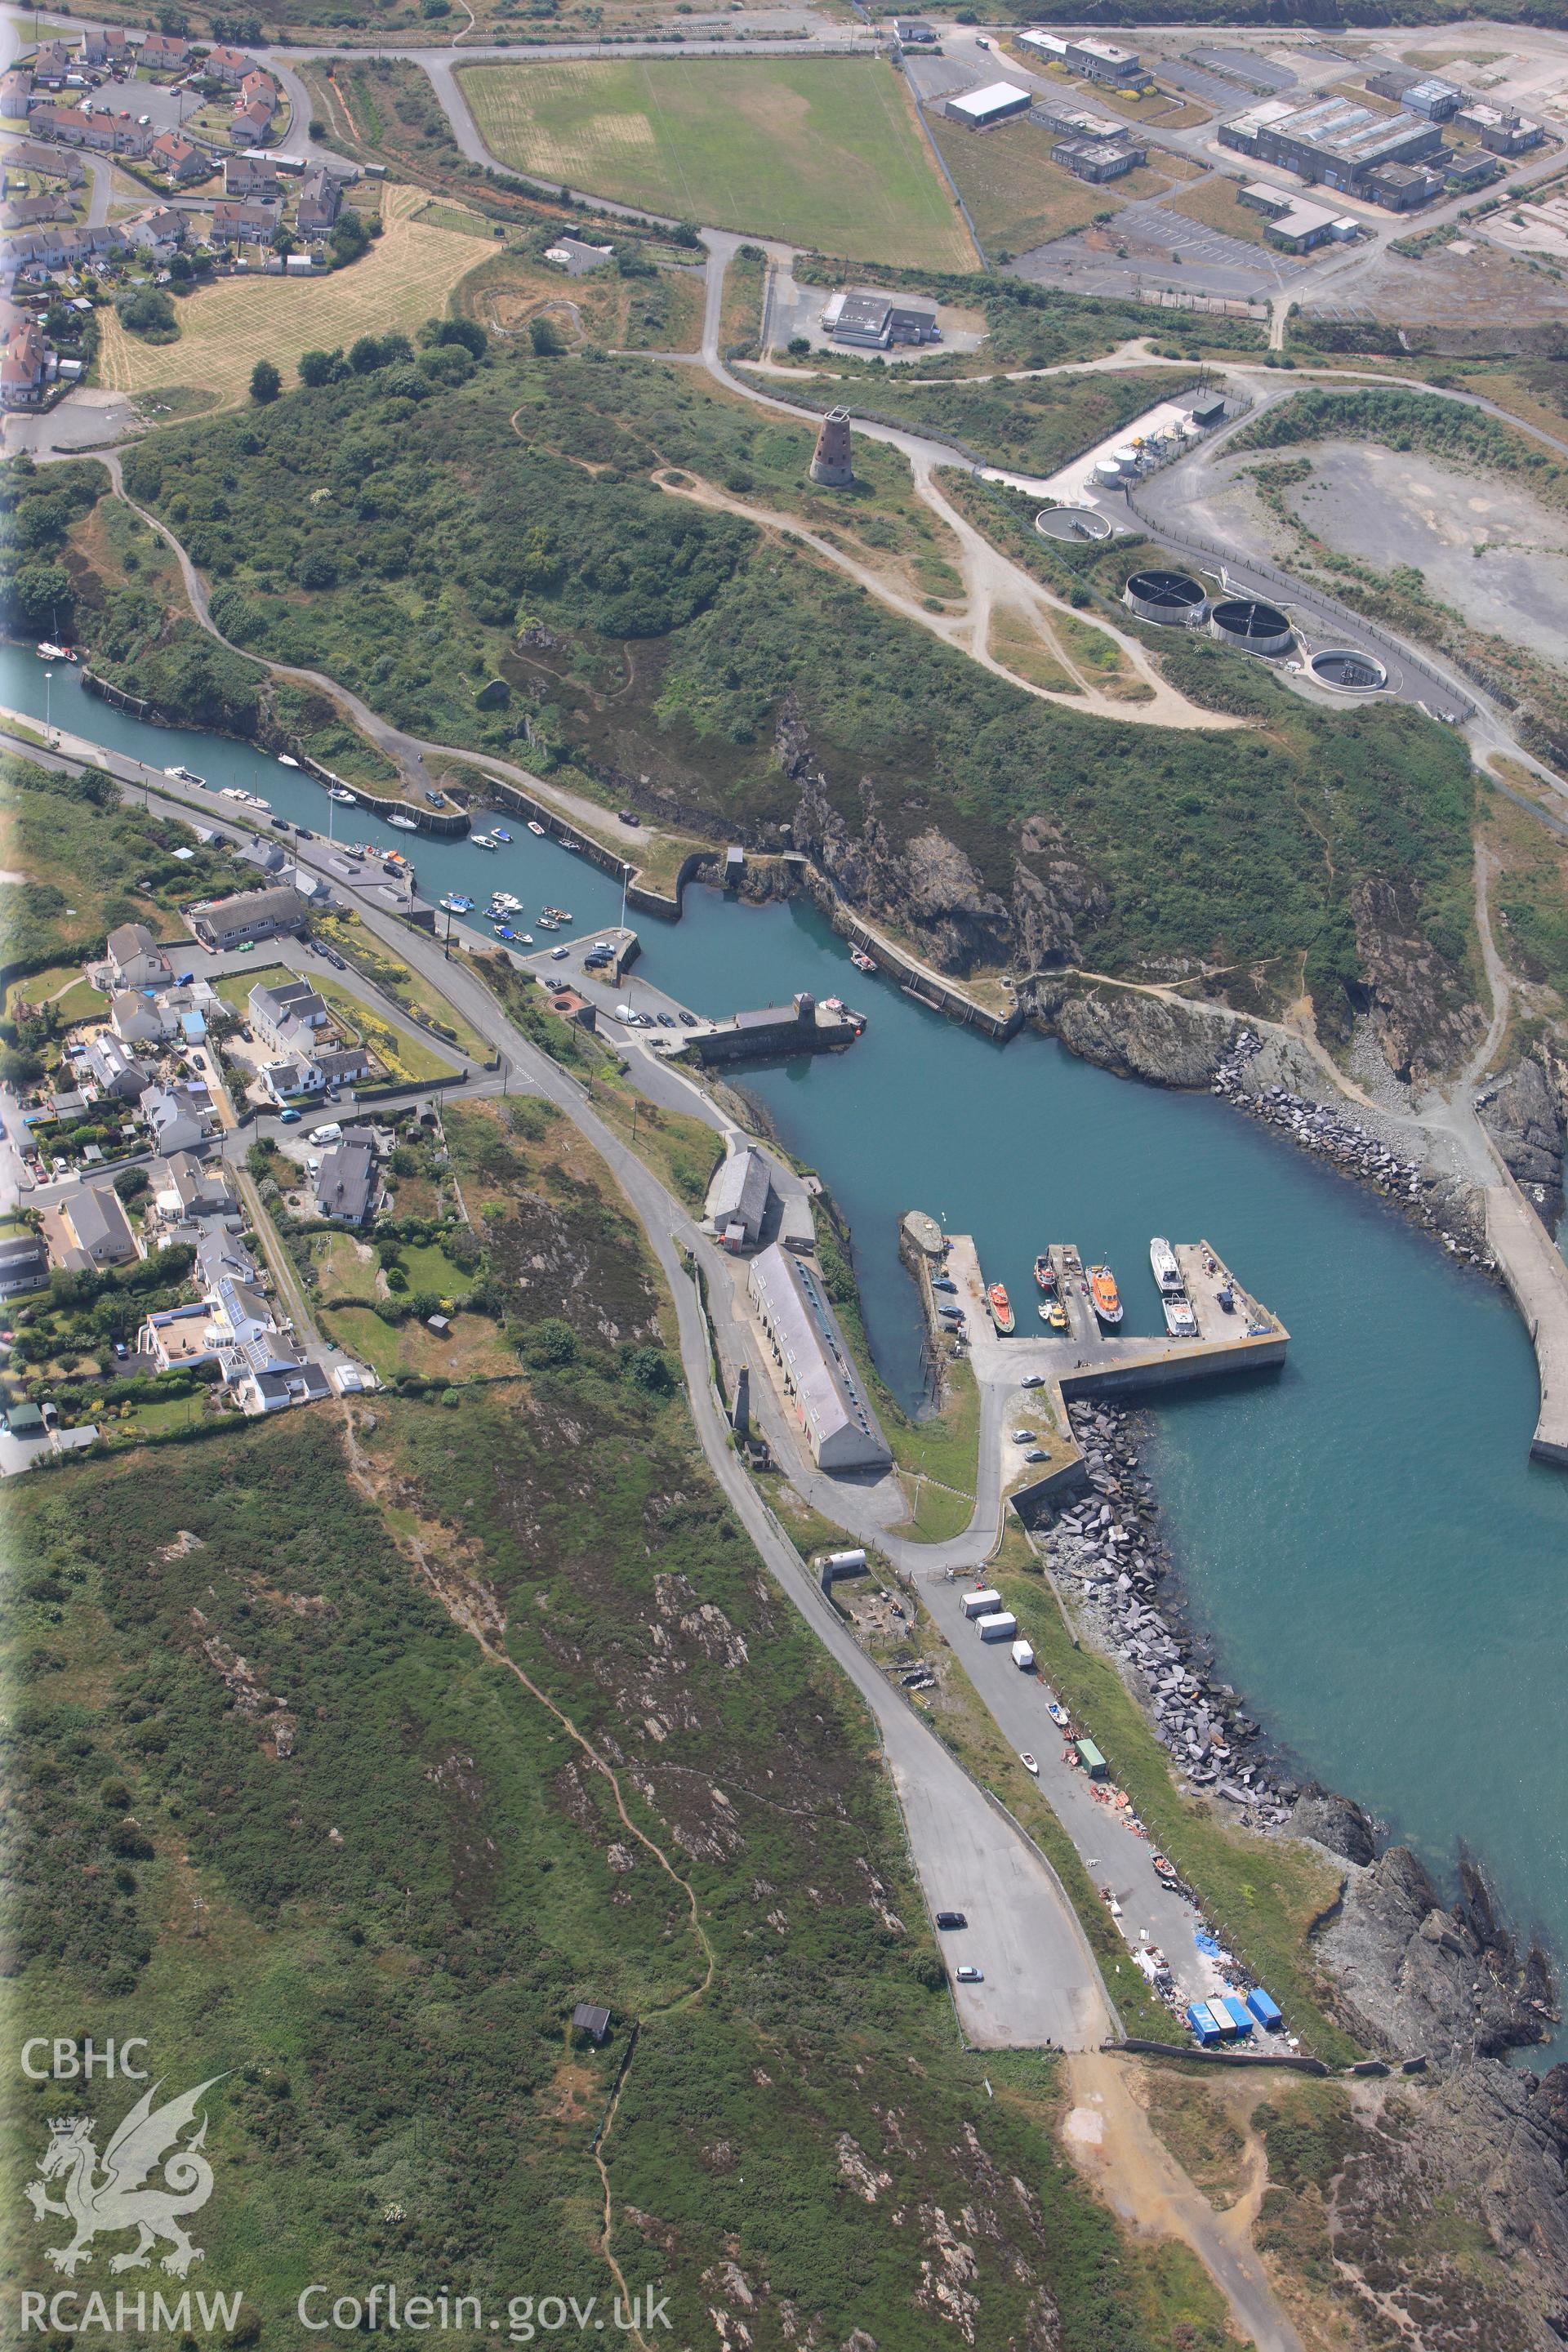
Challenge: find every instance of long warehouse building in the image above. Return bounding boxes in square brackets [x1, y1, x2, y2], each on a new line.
[747, 1243, 892, 1472]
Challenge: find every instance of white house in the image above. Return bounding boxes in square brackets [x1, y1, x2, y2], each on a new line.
[102, 921, 173, 992]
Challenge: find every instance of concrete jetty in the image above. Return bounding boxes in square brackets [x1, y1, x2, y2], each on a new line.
[670, 989, 865, 1066]
[922, 1228, 1287, 1520]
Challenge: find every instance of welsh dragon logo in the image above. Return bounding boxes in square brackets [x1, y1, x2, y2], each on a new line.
[24, 2076, 225, 2279]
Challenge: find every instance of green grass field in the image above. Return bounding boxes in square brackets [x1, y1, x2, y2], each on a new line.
[457, 57, 974, 269]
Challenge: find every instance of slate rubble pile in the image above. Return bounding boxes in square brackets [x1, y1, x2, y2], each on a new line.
[1040, 1397, 1297, 1833]
[1212, 1030, 1494, 1269]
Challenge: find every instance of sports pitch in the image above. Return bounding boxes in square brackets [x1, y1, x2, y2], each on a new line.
[457, 56, 975, 269]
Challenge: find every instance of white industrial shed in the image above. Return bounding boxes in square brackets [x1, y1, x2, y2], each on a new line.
[944, 80, 1033, 131]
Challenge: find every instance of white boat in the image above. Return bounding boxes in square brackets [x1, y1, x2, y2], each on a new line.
[1163, 1298, 1199, 1339]
[220, 786, 247, 802]
[492, 826, 512, 843]
[527, 820, 546, 837]
[519, 933, 534, 945]
[247, 793, 270, 811]
[1150, 1236, 1183, 1297]
[36, 641, 65, 661]
[278, 754, 300, 768]
[328, 787, 357, 805]
[1020, 1753, 1040, 1776]
[164, 764, 205, 786]
[471, 834, 497, 850]
[387, 814, 417, 831]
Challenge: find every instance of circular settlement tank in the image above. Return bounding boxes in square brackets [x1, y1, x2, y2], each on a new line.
[1036, 505, 1114, 545]
[1209, 596, 1294, 657]
[1309, 646, 1388, 693]
[1125, 568, 1206, 626]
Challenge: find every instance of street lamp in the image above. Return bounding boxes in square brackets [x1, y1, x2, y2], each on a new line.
[42, 669, 52, 749]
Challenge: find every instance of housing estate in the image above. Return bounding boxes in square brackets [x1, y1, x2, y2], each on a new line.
[746, 1242, 891, 1472]
[151, 131, 207, 184]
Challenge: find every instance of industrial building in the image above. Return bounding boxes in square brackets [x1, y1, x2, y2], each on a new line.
[1221, 94, 1444, 194]
[1054, 135, 1144, 183]
[1020, 30, 1149, 89]
[1361, 160, 1445, 210]
[944, 80, 1033, 131]
[1366, 69, 1463, 119]
[1456, 101, 1544, 154]
[892, 16, 936, 41]
[819, 289, 938, 347]
[747, 1242, 891, 1472]
[1237, 182, 1359, 250]
[1028, 98, 1124, 142]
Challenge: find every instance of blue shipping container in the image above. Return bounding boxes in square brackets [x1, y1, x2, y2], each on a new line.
[1245, 1986, 1284, 2031]
[1185, 2004, 1223, 2047]
[1220, 1995, 1254, 2037]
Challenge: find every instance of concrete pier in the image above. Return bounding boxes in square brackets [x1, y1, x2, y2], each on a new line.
[1485, 1177, 1568, 1467]
[929, 1231, 1287, 1521]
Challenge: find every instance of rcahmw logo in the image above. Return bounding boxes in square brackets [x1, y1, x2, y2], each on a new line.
[16, 2043, 238, 2334]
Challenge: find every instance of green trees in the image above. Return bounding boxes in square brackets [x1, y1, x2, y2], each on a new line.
[116, 285, 178, 343]
[250, 359, 281, 405]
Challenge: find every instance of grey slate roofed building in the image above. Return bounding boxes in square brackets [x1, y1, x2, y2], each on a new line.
[708, 1145, 773, 1248]
[0, 1229, 48, 1298]
[746, 1243, 891, 1472]
[315, 1130, 376, 1223]
[185, 885, 306, 951]
[60, 1183, 140, 1268]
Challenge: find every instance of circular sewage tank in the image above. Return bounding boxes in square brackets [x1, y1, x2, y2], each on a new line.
[1209, 597, 1294, 657]
[1309, 647, 1388, 693]
[1125, 568, 1206, 627]
[1036, 505, 1114, 545]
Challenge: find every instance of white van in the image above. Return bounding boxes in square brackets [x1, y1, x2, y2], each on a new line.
[310, 1121, 343, 1144]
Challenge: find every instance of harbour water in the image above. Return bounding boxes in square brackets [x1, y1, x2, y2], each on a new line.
[8, 646, 1568, 2056]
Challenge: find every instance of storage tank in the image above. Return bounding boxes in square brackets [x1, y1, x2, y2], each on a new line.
[1093, 458, 1124, 487]
[1124, 568, 1207, 627]
[1308, 646, 1388, 693]
[976, 1610, 1018, 1642]
[1110, 444, 1141, 475]
[1036, 504, 1113, 544]
[962, 1587, 1003, 1619]
[1208, 596, 1294, 657]
[822, 1548, 867, 1571]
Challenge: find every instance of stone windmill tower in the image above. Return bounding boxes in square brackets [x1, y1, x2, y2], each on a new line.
[809, 408, 854, 488]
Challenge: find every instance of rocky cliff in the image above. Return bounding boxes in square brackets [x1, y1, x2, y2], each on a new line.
[1481, 1045, 1568, 1231]
[1350, 874, 1485, 1087]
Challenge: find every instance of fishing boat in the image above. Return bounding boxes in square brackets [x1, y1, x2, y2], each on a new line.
[543, 906, 572, 922]
[849, 947, 875, 973]
[328, 787, 358, 804]
[1088, 1265, 1123, 1327]
[1020, 1753, 1039, 1777]
[278, 754, 301, 769]
[1163, 1297, 1198, 1340]
[1149, 1236, 1182, 1297]
[388, 814, 418, 831]
[492, 826, 513, 843]
[494, 924, 517, 942]
[439, 893, 474, 915]
[471, 833, 497, 851]
[987, 1281, 1015, 1335]
[527, 820, 547, 838]
[1033, 1253, 1057, 1294]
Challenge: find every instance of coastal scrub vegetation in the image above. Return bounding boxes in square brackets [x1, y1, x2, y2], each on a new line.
[776, 364, 1201, 479]
[0, 1101, 1234, 2351]
[1234, 385, 1568, 513]
[100, 343, 1477, 1043]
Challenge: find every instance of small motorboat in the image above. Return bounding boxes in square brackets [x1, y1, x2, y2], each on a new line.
[1043, 1299, 1068, 1333]
[492, 826, 512, 842]
[518, 932, 535, 945]
[439, 893, 474, 915]
[1151, 1854, 1179, 1886]
[165, 764, 205, 787]
[849, 947, 875, 973]
[1020, 1753, 1039, 1777]
[278, 754, 301, 768]
[538, 915, 559, 931]
[494, 924, 516, 941]
[387, 814, 418, 831]
[471, 833, 497, 850]
[1046, 1701, 1071, 1731]
[328, 787, 358, 804]
[528, 820, 547, 837]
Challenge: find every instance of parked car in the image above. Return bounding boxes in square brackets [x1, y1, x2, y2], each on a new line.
[955, 1965, 983, 1984]
[550, 946, 569, 960]
[1011, 1429, 1035, 1445]
[1020, 1373, 1045, 1388]
[278, 1107, 302, 1125]
[617, 808, 642, 826]
[932, 1276, 956, 1294]
[679, 1012, 697, 1027]
[934, 1911, 967, 1931]
[657, 1013, 675, 1027]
